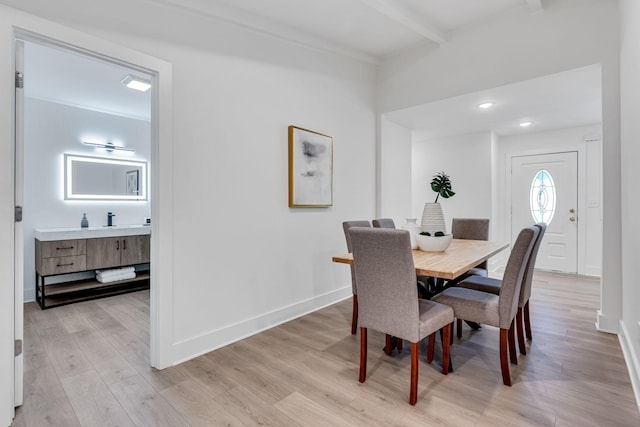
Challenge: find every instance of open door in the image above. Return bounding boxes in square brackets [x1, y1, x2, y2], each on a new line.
[14, 38, 24, 408]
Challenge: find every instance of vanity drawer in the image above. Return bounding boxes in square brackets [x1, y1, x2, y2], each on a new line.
[39, 255, 87, 275]
[39, 239, 86, 258]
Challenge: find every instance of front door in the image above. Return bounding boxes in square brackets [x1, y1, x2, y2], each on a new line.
[511, 152, 578, 273]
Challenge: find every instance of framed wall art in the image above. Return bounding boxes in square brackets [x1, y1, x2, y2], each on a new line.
[288, 125, 333, 207]
[126, 169, 140, 196]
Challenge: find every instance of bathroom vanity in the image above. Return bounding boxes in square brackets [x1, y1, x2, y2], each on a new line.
[34, 225, 150, 309]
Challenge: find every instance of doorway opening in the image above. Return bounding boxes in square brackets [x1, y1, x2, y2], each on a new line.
[13, 31, 160, 412]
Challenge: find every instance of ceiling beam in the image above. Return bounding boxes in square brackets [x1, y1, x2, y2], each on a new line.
[359, 0, 447, 45]
[525, 0, 544, 13]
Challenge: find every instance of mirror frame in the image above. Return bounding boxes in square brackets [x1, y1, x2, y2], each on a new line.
[64, 153, 148, 201]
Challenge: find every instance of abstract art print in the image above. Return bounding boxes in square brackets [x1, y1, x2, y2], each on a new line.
[288, 126, 333, 207]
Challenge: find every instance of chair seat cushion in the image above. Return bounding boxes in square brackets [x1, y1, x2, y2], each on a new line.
[432, 287, 499, 327]
[418, 299, 454, 338]
[457, 275, 501, 295]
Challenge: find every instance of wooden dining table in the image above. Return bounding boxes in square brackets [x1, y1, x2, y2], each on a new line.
[332, 238, 509, 281]
[333, 238, 509, 358]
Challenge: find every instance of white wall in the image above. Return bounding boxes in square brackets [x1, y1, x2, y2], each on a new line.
[496, 124, 603, 276]
[378, 0, 621, 333]
[412, 131, 493, 234]
[619, 0, 640, 408]
[23, 97, 151, 301]
[379, 116, 412, 224]
[0, 0, 377, 375]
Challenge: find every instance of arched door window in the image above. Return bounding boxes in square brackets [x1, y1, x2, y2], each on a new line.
[530, 169, 556, 225]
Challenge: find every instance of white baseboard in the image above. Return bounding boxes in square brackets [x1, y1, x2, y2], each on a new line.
[23, 288, 34, 303]
[583, 265, 601, 277]
[596, 309, 620, 333]
[171, 286, 353, 365]
[619, 321, 640, 412]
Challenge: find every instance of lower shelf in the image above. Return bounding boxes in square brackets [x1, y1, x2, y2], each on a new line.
[37, 272, 150, 309]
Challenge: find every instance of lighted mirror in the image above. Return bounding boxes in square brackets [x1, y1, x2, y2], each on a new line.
[64, 154, 147, 201]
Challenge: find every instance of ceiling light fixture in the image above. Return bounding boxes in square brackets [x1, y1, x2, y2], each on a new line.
[83, 141, 134, 152]
[477, 102, 495, 109]
[519, 121, 533, 127]
[121, 74, 152, 92]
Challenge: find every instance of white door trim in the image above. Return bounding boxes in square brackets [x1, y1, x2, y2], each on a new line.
[1, 7, 174, 424]
[13, 38, 24, 409]
[505, 146, 588, 274]
[11, 25, 174, 367]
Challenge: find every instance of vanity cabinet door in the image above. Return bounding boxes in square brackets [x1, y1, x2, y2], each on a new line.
[86, 237, 122, 270]
[121, 235, 150, 265]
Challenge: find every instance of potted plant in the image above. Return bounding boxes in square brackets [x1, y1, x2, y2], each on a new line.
[418, 172, 455, 251]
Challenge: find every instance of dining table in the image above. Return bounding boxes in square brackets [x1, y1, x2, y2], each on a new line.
[332, 238, 509, 282]
[333, 238, 509, 358]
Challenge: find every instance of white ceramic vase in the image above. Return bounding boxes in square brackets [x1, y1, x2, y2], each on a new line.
[420, 202, 446, 234]
[401, 218, 421, 249]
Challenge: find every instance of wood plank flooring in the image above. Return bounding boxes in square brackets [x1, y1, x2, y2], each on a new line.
[12, 271, 640, 426]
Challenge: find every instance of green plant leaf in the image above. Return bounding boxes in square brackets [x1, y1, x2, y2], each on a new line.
[430, 171, 455, 202]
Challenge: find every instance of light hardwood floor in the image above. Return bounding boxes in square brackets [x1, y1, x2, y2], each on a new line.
[12, 271, 640, 426]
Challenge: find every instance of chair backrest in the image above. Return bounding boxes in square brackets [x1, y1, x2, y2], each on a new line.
[350, 228, 420, 342]
[498, 226, 539, 329]
[343, 221, 372, 295]
[372, 218, 396, 229]
[451, 218, 489, 240]
[518, 222, 547, 307]
[452, 218, 490, 269]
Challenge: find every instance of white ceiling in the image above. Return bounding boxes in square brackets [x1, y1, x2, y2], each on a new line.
[385, 65, 602, 140]
[23, 41, 151, 121]
[20, 0, 602, 138]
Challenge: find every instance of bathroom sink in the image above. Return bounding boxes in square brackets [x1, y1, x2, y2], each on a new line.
[35, 224, 150, 241]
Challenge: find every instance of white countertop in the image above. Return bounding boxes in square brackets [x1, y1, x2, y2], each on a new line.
[35, 225, 151, 241]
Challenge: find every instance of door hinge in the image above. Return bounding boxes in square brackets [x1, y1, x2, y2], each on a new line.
[15, 339, 22, 357]
[15, 71, 23, 89]
[15, 205, 23, 223]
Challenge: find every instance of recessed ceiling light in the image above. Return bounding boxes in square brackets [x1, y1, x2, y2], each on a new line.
[519, 121, 533, 127]
[121, 74, 152, 92]
[477, 102, 495, 109]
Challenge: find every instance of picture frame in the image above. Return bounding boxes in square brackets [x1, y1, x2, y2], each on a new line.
[126, 169, 140, 196]
[288, 125, 333, 207]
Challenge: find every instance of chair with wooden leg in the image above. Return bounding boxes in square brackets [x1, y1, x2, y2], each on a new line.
[350, 227, 454, 405]
[446, 218, 490, 285]
[432, 226, 538, 386]
[455, 223, 546, 354]
[372, 218, 396, 229]
[342, 220, 371, 335]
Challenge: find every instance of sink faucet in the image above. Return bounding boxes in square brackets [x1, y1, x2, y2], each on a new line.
[107, 212, 116, 227]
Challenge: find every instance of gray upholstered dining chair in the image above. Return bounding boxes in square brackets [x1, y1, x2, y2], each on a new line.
[372, 217, 432, 305]
[372, 218, 396, 229]
[450, 218, 490, 279]
[342, 220, 371, 334]
[455, 223, 547, 355]
[350, 227, 454, 405]
[432, 226, 538, 386]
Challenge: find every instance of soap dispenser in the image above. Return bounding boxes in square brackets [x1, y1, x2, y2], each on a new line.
[81, 213, 89, 228]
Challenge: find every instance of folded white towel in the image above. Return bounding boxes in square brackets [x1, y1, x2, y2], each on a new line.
[95, 266, 135, 275]
[96, 271, 136, 284]
[97, 271, 131, 280]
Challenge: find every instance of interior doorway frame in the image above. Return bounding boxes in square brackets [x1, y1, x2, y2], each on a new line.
[2, 12, 174, 423]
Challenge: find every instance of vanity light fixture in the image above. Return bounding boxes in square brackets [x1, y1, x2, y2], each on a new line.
[477, 102, 495, 109]
[82, 141, 134, 152]
[519, 121, 533, 127]
[121, 74, 152, 92]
